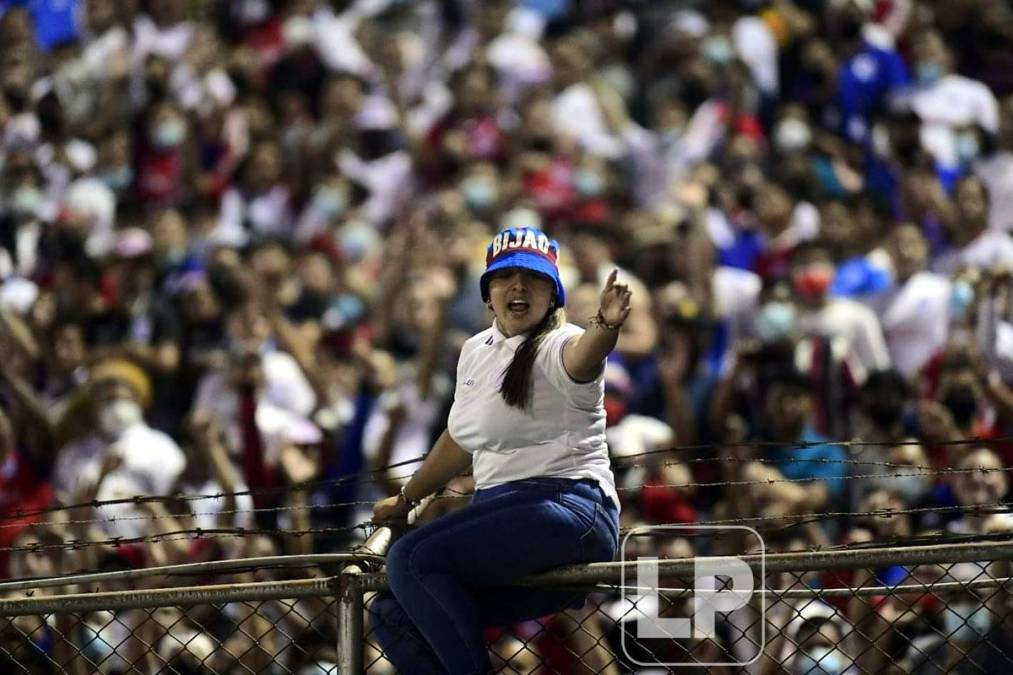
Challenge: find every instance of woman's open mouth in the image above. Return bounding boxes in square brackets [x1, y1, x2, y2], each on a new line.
[507, 300, 530, 317]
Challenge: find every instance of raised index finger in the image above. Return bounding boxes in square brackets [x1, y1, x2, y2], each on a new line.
[605, 268, 618, 291]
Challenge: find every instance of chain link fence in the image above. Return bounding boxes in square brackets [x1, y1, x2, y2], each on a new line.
[2, 597, 338, 674]
[0, 541, 1011, 673]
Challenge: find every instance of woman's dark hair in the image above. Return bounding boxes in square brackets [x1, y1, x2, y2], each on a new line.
[499, 306, 565, 410]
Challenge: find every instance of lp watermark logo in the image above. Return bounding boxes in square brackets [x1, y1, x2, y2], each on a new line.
[620, 525, 765, 668]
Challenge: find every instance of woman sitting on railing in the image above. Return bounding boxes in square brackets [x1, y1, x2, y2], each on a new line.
[369, 226, 628, 674]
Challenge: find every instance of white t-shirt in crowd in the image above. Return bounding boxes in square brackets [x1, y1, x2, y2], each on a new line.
[910, 74, 999, 167]
[733, 16, 779, 95]
[932, 228, 1013, 275]
[336, 147, 414, 226]
[82, 27, 130, 81]
[363, 375, 453, 474]
[53, 423, 186, 538]
[447, 321, 619, 511]
[486, 31, 552, 95]
[551, 83, 625, 159]
[712, 265, 762, 371]
[310, 6, 374, 76]
[132, 16, 194, 63]
[215, 186, 294, 245]
[797, 298, 892, 374]
[194, 350, 317, 421]
[874, 271, 951, 378]
[975, 151, 1013, 231]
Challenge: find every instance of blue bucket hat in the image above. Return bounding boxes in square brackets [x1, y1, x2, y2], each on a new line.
[480, 227, 566, 306]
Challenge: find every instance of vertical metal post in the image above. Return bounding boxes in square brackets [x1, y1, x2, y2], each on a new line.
[336, 496, 428, 672]
[338, 566, 365, 675]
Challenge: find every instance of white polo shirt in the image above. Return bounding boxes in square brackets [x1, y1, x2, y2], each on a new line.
[447, 321, 619, 511]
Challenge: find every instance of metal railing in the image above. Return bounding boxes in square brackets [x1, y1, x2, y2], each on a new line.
[0, 537, 1009, 673]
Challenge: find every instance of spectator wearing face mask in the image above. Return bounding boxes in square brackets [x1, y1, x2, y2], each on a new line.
[456, 160, 502, 219]
[764, 599, 856, 675]
[792, 239, 891, 377]
[864, 371, 918, 448]
[51, 358, 185, 538]
[909, 30, 999, 173]
[747, 276, 863, 439]
[919, 351, 998, 467]
[136, 101, 195, 209]
[713, 276, 860, 441]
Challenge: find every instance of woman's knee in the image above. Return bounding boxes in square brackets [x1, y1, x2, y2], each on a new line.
[369, 592, 401, 626]
[386, 529, 451, 588]
[385, 537, 414, 589]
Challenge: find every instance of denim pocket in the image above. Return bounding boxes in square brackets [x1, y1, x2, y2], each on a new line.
[558, 491, 596, 527]
[557, 489, 618, 562]
[577, 502, 616, 562]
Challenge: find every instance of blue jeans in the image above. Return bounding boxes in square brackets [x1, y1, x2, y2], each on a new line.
[369, 477, 619, 675]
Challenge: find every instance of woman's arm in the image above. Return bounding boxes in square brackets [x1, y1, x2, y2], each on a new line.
[372, 429, 472, 522]
[563, 270, 632, 382]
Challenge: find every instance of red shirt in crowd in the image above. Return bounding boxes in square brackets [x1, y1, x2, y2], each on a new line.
[0, 450, 53, 578]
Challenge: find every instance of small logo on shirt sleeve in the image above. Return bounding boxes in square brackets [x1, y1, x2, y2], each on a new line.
[463, 378, 476, 387]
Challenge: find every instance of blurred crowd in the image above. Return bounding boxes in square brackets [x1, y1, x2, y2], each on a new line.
[2, 0, 1013, 672]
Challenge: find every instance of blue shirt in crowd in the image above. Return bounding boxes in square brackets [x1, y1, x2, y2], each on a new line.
[1, 0, 79, 52]
[772, 428, 848, 502]
[839, 40, 909, 143]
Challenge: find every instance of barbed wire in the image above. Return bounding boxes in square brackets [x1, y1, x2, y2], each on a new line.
[620, 452, 1010, 473]
[607, 466, 1013, 492]
[5, 435, 1010, 526]
[0, 498, 378, 531]
[2, 524, 374, 555]
[609, 435, 1013, 465]
[623, 502, 1013, 533]
[6, 500, 1010, 557]
[3, 460, 1002, 534]
[3, 489, 478, 531]
[5, 524, 1010, 593]
[3, 452, 1010, 538]
[17, 498, 1013, 555]
[0, 454, 431, 523]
